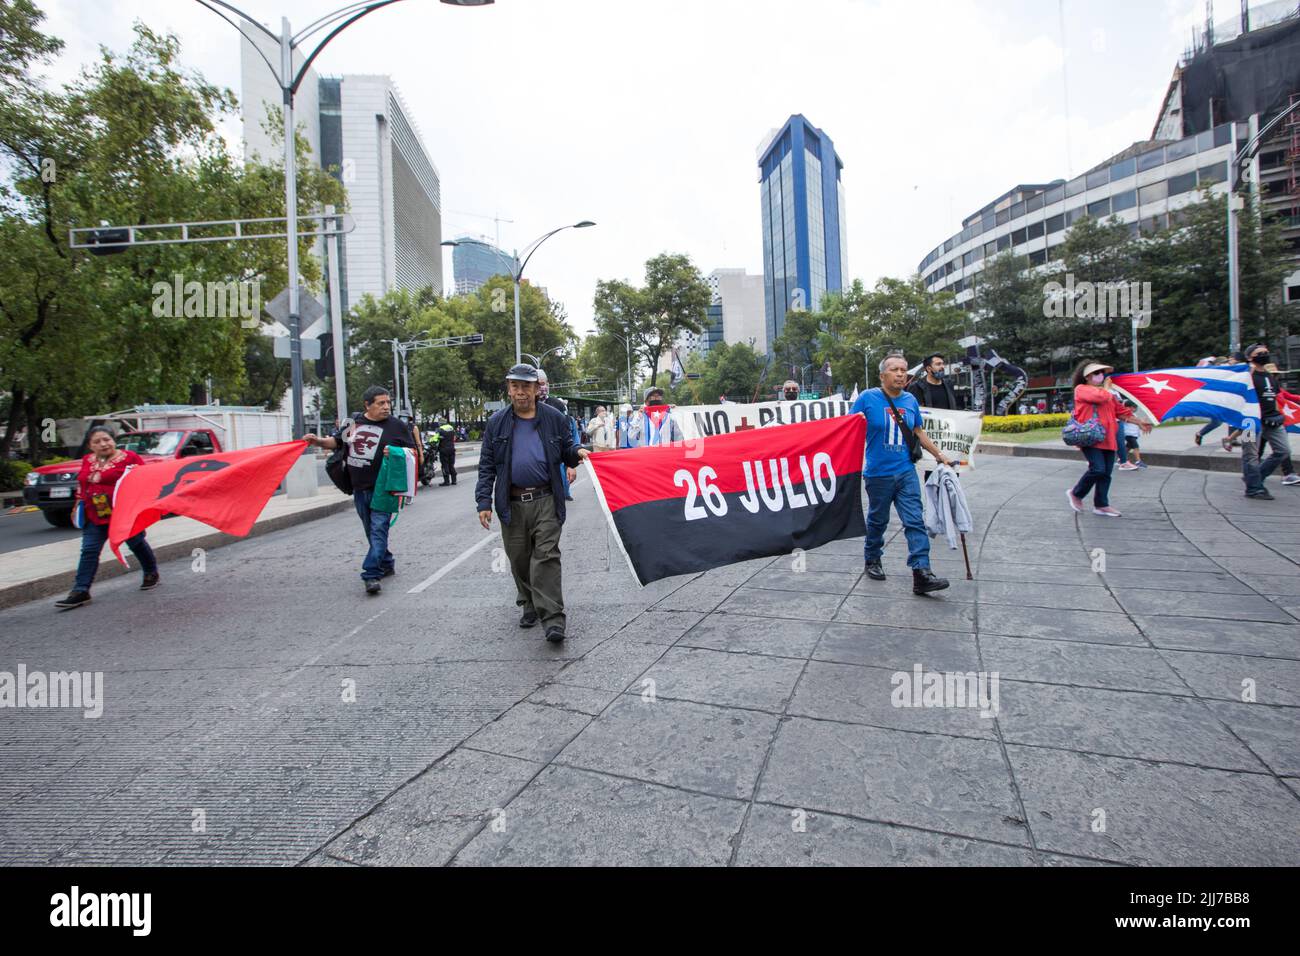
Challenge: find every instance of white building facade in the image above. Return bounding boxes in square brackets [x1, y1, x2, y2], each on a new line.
[240, 32, 443, 317]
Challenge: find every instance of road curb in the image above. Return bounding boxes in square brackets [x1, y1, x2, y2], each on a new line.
[0, 495, 354, 611]
[977, 443, 1241, 472]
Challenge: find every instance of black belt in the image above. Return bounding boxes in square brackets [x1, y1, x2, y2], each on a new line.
[509, 485, 552, 502]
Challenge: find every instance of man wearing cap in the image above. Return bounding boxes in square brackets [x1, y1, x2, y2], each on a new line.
[628, 386, 685, 447]
[476, 364, 591, 643]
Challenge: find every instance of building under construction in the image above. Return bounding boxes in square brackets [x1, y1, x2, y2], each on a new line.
[919, 1, 1300, 365]
[1155, 1, 1300, 279]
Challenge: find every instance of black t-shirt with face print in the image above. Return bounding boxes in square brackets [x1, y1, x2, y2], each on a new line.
[332, 414, 414, 491]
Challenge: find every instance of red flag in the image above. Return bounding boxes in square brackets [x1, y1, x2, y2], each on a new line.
[586, 415, 866, 585]
[108, 440, 307, 563]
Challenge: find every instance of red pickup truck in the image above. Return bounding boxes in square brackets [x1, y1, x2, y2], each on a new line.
[22, 428, 223, 527]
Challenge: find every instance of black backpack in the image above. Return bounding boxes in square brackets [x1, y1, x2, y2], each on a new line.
[324, 415, 358, 495]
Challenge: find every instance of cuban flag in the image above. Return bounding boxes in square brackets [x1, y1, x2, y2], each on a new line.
[1280, 389, 1300, 435]
[1110, 364, 1269, 432]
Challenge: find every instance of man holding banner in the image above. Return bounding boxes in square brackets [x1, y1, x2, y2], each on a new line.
[477, 364, 591, 644]
[851, 353, 954, 595]
[628, 386, 685, 447]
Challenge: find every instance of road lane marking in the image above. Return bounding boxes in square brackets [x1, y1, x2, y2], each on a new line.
[408, 532, 495, 593]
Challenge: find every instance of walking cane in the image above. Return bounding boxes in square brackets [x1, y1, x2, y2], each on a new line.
[960, 532, 972, 580]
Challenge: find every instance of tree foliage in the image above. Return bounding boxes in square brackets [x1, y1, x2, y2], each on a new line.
[0, 9, 345, 461]
[593, 252, 709, 389]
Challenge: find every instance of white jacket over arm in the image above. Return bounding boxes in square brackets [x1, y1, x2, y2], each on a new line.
[924, 465, 973, 549]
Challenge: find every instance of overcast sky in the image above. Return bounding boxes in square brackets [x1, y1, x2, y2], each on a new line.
[39, 0, 1225, 335]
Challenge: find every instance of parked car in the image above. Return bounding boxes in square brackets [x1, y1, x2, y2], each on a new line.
[23, 428, 223, 527]
[22, 404, 290, 528]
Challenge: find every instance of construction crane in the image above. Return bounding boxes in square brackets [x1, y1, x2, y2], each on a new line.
[444, 210, 514, 249]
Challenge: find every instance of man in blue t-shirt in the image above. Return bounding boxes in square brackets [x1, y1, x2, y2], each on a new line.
[849, 353, 954, 595]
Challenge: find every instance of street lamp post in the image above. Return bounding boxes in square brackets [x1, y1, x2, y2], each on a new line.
[196, 0, 493, 440]
[603, 331, 635, 403]
[521, 346, 567, 374]
[443, 221, 594, 366]
[1226, 100, 1300, 353]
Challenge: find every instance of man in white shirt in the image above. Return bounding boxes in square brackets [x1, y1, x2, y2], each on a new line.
[585, 405, 616, 453]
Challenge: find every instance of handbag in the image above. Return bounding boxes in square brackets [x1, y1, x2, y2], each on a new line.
[884, 393, 924, 463]
[324, 415, 357, 496]
[1062, 406, 1105, 447]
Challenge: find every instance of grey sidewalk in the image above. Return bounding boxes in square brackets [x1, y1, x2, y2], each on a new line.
[1, 455, 1297, 866]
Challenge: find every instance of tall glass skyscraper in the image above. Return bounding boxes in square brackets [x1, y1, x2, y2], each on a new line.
[757, 115, 848, 347]
[451, 238, 518, 296]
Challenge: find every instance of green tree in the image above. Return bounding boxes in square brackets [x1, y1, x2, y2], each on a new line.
[0, 10, 344, 461]
[972, 251, 1053, 375]
[1137, 190, 1293, 368]
[593, 252, 709, 389]
[692, 341, 766, 405]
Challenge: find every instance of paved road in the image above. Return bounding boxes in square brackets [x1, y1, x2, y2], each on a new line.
[0, 456, 1297, 865]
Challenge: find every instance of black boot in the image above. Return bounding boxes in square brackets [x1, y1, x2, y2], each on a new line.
[912, 568, 950, 595]
[864, 560, 886, 581]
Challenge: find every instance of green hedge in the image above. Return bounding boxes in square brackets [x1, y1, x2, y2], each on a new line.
[0, 460, 33, 492]
[983, 414, 1070, 433]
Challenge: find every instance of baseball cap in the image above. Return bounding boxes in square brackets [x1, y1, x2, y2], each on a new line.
[506, 363, 539, 382]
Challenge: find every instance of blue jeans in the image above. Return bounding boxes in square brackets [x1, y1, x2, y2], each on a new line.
[1072, 447, 1116, 507]
[74, 521, 157, 592]
[1197, 418, 1222, 438]
[353, 489, 394, 581]
[864, 470, 930, 570]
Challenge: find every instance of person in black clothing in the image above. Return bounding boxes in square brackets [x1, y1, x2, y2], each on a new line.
[1232, 343, 1294, 500]
[433, 418, 457, 485]
[907, 353, 965, 481]
[477, 364, 590, 643]
[906, 354, 961, 410]
[305, 386, 414, 594]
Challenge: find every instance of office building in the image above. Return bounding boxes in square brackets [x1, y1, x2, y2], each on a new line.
[677, 269, 767, 359]
[450, 237, 518, 296]
[757, 115, 848, 347]
[917, 3, 1300, 311]
[240, 29, 443, 319]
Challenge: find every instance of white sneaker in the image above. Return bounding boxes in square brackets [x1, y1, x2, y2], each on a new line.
[1067, 489, 1084, 513]
[1283, 474, 1300, 486]
[1093, 506, 1122, 517]
[1117, 462, 1139, 471]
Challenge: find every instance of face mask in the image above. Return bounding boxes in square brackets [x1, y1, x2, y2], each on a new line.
[930, 368, 945, 380]
[1253, 353, 1271, 365]
[1089, 373, 1105, 385]
[784, 390, 798, 400]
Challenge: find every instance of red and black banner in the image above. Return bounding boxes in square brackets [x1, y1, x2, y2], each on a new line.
[585, 415, 866, 585]
[108, 440, 306, 564]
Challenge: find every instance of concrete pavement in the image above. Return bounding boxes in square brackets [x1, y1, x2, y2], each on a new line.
[0, 454, 1297, 866]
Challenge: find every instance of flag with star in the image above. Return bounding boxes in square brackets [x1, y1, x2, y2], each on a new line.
[1280, 389, 1300, 435]
[1110, 364, 1264, 430]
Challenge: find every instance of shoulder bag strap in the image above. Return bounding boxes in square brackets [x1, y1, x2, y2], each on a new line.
[883, 392, 920, 457]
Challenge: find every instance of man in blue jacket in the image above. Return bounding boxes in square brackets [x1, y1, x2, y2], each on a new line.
[477, 364, 591, 643]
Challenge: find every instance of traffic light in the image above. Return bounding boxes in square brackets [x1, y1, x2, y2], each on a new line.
[86, 227, 130, 256]
[316, 332, 334, 378]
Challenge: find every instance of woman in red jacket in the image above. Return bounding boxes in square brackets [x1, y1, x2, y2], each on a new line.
[1066, 361, 1151, 517]
[55, 426, 159, 610]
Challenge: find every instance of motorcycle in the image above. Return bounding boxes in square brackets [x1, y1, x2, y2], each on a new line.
[420, 439, 438, 486]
